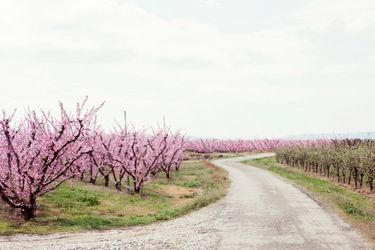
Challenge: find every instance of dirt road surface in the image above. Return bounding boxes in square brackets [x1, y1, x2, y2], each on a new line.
[0, 153, 368, 249]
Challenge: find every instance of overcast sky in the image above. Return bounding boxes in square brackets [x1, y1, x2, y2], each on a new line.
[1, 0, 374, 139]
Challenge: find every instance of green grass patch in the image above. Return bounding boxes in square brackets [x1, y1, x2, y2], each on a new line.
[185, 151, 247, 161]
[0, 160, 229, 235]
[244, 157, 375, 246]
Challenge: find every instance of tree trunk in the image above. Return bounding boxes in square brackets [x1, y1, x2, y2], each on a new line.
[360, 173, 364, 188]
[21, 199, 36, 221]
[348, 171, 352, 185]
[126, 175, 131, 194]
[21, 207, 35, 221]
[104, 175, 109, 187]
[90, 177, 96, 185]
[134, 182, 142, 193]
[369, 178, 373, 192]
[354, 169, 358, 189]
[115, 182, 122, 191]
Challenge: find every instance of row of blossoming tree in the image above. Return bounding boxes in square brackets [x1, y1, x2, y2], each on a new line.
[0, 99, 336, 221]
[185, 138, 331, 153]
[276, 139, 375, 191]
[0, 99, 185, 220]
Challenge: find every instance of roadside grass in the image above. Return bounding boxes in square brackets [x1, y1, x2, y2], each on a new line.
[0, 160, 229, 235]
[243, 157, 375, 247]
[185, 151, 247, 161]
[207, 152, 246, 158]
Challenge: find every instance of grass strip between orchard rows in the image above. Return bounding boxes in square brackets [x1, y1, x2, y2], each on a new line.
[243, 157, 375, 248]
[0, 160, 229, 235]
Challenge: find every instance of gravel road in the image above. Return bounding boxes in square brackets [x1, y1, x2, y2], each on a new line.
[0, 153, 368, 250]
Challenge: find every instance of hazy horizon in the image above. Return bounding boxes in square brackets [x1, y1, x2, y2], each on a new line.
[1, 0, 374, 139]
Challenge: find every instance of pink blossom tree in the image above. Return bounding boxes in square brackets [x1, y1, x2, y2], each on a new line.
[185, 138, 331, 154]
[82, 128, 112, 185]
[159, 131, 185, 178]
[110, 130, 167, 193]
[0, 99, 101, 220]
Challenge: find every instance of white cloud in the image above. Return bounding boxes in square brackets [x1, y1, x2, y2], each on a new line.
[195, 0, 220, 8]
[0, 0, 374, 138]
[293, 0, 375, 33]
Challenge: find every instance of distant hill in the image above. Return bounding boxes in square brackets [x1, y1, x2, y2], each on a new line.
[283, 132, 375, 140]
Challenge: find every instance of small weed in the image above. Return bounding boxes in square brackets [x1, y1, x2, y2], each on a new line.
[182, 180, 201, 188]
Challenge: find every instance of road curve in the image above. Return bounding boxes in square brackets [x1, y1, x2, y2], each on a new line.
[0, 153, 368, 250]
